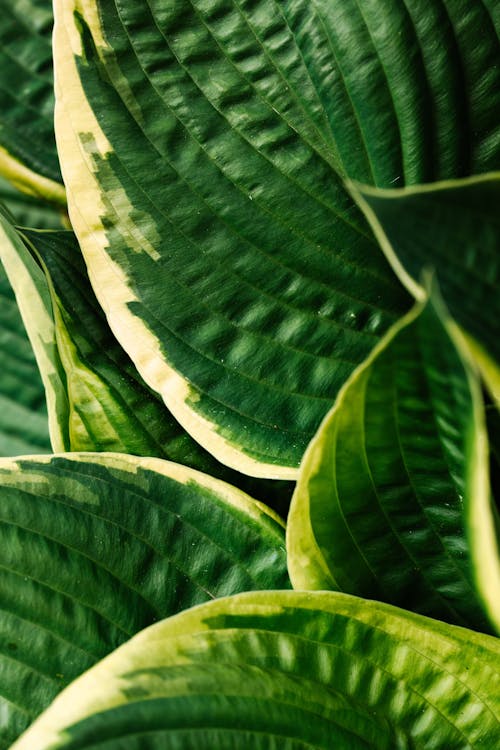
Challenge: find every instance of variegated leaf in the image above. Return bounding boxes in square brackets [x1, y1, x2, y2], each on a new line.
[0, 452, 289, 747]
[13, 591, 500, 750]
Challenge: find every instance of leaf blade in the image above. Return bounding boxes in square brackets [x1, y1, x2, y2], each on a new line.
[12, 590, 500, 750]
[287, 294, 499, 633]
[350, 173, 500, 402]
[0, 452, 289, 746]
[53, 0, 414, 477]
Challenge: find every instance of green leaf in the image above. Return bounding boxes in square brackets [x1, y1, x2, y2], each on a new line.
[0, 452, 289, 747]
[0, 0, 65, 205]
[53, 0, 500, 476]
[52, 0, 422, 477]
[0, 255, 50, 455]
[18, 227, 293, 513]
[12, 590, 500, 750]
[0, 209, 70, 451]
[287, 293, 500, 634]
[0, 177, 64, 230]
[350, 173, 500, 404]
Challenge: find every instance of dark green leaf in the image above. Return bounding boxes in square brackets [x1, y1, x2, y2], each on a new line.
[53, 0, 426, 476]
[20, 228, 293, 513]
[0, 453, 289, 747]
[0, 0, 65, 204]
[350, 173, 500, 403]
[0, 262, 50, 455]
[0, 177, 64, 230]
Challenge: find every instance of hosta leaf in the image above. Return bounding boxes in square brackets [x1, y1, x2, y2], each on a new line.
[12, 591, 500, 750]
[0, 0, 65, 205]
[0, 208, 70, 451]
[52, 0, 423, 477]
[0, 452, 289, 747]
[17, 227, 293, 513]
[0, 177, 64, 230]
[287, 293, 500, 634]
[351, 173, 500, 403]
[0, 250, 50, 455]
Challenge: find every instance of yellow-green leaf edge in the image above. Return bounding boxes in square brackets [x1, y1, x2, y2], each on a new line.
[287, 296, 500, 634]
[347, 173, 500, 406]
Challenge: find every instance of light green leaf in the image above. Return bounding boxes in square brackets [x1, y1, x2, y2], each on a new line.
[18, 228, 293, 514]
[350, 173, 500, 404]
[0, 0, 65, 205]
[12, 590, 500, 750]
[52, 0, 428, 477]
[0, 209, 70, 451]
[0, 255, 50, 455]
[0, 452, 289, 747]
[287, 294, 500, 634]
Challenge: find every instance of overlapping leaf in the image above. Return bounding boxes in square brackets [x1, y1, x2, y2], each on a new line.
[0, 0, 65, 205]
[0, 452, 289, 747]
[12, 227, 291, 512]
[0, 177, 63, 230]
[287, 294, 500, 634]
[0, 208, 69, 451]
[0, 250, 50, 455]
[12, 590, 500, 749]
[351, 173, 500, 403]
[53, 0, 441, 476]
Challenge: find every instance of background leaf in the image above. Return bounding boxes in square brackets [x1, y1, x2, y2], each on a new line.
[0, 251, 50, 455]
[0, 452, 289, 747]
[287, 294, 499, 634]
[0, 177, 63, 230]
[12, 590, 500, 750]
[0, 0, 65, 204]
[351, 173, 500, 404]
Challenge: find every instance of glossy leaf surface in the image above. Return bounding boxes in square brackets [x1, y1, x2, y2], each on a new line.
[18, 228, 293, 512]
[13, 591, 500, 750]
[351, 173, 500, 402]
[0, 452, 289, 747]
[288, 295, 500, 634]
[52, 0, 439, 476]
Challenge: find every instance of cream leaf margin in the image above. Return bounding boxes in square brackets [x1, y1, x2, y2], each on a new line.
[53, 0, 298, 479]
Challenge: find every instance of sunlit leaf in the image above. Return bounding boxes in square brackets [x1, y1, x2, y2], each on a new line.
[13, 591, 500, 750]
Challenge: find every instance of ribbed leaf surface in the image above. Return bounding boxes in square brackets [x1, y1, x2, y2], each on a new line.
[12, 591, 500, 750]
[52, 0, 430, 477]
[0, 0, 65, 204]
[287, 295, 500, 634]
[0, 453, 289, 747]
[352, 173, 500, 403]
[0, 257, 50, 455]
[16, 228, 292, 512]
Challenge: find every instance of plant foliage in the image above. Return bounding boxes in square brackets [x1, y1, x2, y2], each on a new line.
[0, 0, 498, 748]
